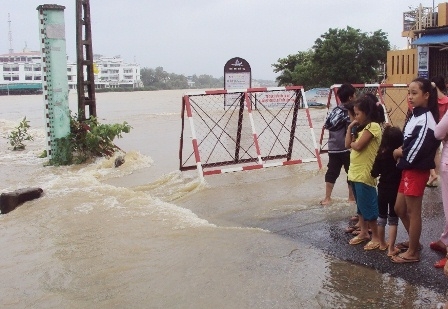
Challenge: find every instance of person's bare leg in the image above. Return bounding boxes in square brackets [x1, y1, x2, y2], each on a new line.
[320, 182, 334, 205]
[394, 192, 409, 234]
[378, 224, 387, 249]
[387, 224, 399, 256]
[397, 195, 423, 260]
[347, 184, 355, 203]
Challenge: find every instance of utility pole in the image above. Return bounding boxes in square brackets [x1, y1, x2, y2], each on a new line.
[76, 0, 97, 121]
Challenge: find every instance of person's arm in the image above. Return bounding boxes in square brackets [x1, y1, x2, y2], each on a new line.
[435, 111, 448, 141]
[393, 146, 403, 161]
[345, 120, 357, 149]
[350, 129, 373, 151]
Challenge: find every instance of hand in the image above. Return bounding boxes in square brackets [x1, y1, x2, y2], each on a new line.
[393, 147, 402, 160]
[348, 120, 359, 128]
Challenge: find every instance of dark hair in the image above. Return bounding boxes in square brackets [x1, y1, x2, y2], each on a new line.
[411, 77, 439, 123]
[377, 126, 403, 158]
[354, 94, 386, 132]
[337, 83, 356, 103]
[431, 75, 447, 93]
[365, 92, 379, 103]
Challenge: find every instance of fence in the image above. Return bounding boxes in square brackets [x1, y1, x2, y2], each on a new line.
[179, 86, 322, 179]
[319, 84, 409, 153]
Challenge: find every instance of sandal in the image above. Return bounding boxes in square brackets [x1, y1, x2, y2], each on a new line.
[364, 241, 380, 251]
[396, 241, 423, 252]
[349, 235, 370, 245]
[345, 225, 360, 233]
[387, 247, 401, 257]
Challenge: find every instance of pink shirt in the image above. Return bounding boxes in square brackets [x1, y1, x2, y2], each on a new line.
[438, 96, 448, 121]
[435, 107, 448, 164]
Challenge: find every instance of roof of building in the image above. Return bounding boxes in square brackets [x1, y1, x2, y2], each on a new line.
[412, 33, 448, 45]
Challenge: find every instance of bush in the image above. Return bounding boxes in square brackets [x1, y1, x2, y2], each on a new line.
[7, 117, 34, 150]
[49, 114, 132, 165]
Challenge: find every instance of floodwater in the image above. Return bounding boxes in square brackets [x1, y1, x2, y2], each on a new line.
[0, 90, 447, 308]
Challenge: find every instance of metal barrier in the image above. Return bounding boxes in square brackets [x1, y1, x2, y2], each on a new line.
[179, 86, 322, 179]
[319, 83, 409, 153]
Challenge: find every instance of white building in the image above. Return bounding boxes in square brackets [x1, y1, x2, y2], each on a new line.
[68, 54, 143, 91]
[0, 48, 143, 94]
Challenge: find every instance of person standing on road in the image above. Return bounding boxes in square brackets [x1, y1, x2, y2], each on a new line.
[430, 82, 448, 268]
[320, 83, 356, 206]
[391, 77, 440, 264]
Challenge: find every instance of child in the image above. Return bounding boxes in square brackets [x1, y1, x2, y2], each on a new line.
[391, 77, 440, 264]
[431, 79, 448, 268]
[427, 75, 448, 187]
[370, 126, 403, 257]
[345, 95, 384, 250]
[320, 83, 356, 206]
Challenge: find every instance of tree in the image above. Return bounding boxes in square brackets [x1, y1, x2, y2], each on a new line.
[272, 27, 390, 88]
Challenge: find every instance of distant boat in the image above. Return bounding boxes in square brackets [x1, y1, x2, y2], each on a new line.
[0, 82, 42, 95]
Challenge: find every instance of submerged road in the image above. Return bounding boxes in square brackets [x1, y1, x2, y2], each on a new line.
[262, 186, 448, 294]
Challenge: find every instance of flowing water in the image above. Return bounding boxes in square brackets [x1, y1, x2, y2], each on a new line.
[0, 90, 447, 308]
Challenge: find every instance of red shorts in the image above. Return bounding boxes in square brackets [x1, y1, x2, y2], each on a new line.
[398, 169, 430, 197]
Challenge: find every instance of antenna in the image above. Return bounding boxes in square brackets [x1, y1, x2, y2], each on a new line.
[8, 13, 13, 54]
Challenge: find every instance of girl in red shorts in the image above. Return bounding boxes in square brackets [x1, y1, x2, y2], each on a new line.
[391, 77, 441, 263]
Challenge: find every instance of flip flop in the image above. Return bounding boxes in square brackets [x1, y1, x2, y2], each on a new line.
[429, 241, 447, 254]
[364, 241, 380, 251]
[391, 254, 420, 264]
[434, 258, 447, 268]
[379, 244, 389, 251]
[387, 247, 401, 257]
[349, 235, 370, 245]
[396, 242, 423, 252]
[345, 225, 360, 233]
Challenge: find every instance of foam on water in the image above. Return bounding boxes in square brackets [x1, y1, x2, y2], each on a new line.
[0, 120, 215, 229]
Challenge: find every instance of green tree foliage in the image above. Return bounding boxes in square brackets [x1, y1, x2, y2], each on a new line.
[140, 67, 223, 90]
[272, 27, 390, 88]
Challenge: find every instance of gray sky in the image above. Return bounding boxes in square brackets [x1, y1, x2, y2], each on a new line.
[0, 1, 436, 80]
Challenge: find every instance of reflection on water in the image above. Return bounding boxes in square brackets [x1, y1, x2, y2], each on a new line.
[0, 91, 446, 308]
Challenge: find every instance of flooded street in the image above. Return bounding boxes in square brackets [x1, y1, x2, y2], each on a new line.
[0, 90, 447, 308]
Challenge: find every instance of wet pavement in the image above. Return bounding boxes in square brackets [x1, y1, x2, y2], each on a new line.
[261, 186, 448, 294]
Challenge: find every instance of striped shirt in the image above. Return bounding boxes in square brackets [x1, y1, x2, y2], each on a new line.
[397, 107, 440, 170]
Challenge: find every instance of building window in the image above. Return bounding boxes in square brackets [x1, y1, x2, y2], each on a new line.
[25, 75, 33, 80]
[34, 76, 41, 80]
[3, 75, 11, 81]
[33, 66, 41, 71]
[12, 76, 19, 81]
[3, 66, 11, 71]
[12, 66, 19, 71]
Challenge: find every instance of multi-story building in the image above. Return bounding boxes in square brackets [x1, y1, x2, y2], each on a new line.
[0, 48, 143, 95]
[387, 2, 448, 83]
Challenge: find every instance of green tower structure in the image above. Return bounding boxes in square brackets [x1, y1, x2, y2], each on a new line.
[37, 5, 71, 165]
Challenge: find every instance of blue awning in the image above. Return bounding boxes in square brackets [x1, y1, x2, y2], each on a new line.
[412, 33, 448, 45]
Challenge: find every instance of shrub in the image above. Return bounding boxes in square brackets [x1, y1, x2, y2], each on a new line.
[7, 117, 34, 150]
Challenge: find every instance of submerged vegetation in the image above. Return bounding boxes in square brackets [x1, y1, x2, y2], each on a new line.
[49, 114, 132, 165]
[7, 117, 34, 150]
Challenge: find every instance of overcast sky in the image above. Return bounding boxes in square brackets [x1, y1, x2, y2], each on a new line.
[0, 1, 437, 80]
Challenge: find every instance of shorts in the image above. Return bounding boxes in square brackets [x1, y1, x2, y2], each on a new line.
[325, 152, 350, 184]
[398, 169, 430, 197]
[352, 182, 378, 221]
